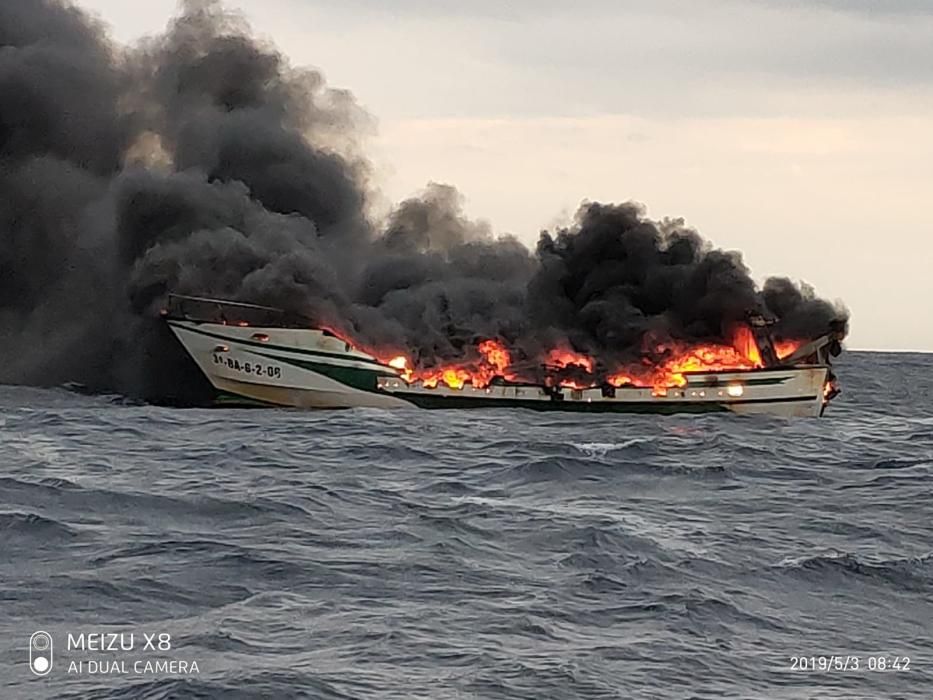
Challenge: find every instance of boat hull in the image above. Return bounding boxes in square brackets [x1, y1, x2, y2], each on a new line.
[166, 320, 410, 409]
[167, 319, 830, 417]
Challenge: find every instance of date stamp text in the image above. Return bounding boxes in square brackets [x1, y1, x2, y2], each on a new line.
[788, 655, 911, 672]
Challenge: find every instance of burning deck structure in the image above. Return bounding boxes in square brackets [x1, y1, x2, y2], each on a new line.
[163, 295, 845, 417]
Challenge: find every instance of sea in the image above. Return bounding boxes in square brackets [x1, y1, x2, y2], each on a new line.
[1, 351, 931, 699]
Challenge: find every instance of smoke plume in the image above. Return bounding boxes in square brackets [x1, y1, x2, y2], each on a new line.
[0, 0, 847, 403]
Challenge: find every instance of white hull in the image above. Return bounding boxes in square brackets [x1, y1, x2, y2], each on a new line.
[167, 319, 831, 417]
[167, 320, 409, 409]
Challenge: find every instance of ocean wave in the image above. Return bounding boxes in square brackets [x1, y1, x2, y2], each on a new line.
[571, 439, 655, 457]
[776, 551, 933, 589]
[0, 475, 313, 526]
[0, 510, 78, 540]
[498, 454, 728, 486]
[857, 456, 932, 470]
[57, 672, 358, 700]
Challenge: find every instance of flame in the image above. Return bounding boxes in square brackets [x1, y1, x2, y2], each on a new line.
[387, 355, 408, 370]
[604, 325, 800, 391]
[730, 325, 762, 365]
[382, 338, 517, 390]
[822, 375, 840, 403]
[422, 367, 472, 390]
[478, 339, 511, 373]
[607, 339, 759, 391]
[546, 348, 594, 373]
[775, 339, 802, 359]
[353, 324, 813, 395]
[386, 355, 413, 381]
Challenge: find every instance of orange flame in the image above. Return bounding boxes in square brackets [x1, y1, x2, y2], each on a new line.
[380, 338, 518, 389]
[547, 348, 594, 373]
[775, 339, 802, 359]
[607, 336, 760, 391]
[478, 339, 511, 373]
[386, 355, 413, 382]
[360, 325, 811, 394]
[422, 367, 472, 390]
[730, 325, 762, 365]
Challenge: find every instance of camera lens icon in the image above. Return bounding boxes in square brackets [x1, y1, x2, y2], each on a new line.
[29, 631, 53, 676]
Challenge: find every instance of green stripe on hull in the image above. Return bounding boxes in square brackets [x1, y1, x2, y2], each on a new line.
[168, 321, 388, 369]
[211, 386, 816, 413]
[400, 396, 728, 413]
[251, 352, 393, 391]
[385, 392, 818, 413]
[686, 375, 791, 387]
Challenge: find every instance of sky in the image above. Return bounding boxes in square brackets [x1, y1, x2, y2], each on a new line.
[77, 0, 933, 351]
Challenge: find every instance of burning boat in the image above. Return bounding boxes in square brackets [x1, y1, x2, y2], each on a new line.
[164, 295, 844, 417]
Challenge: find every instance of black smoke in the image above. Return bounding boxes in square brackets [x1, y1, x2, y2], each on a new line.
[0, 0, 847, 402]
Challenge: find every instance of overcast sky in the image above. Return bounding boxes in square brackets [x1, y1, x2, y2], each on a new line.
[79, 0, 933, 351]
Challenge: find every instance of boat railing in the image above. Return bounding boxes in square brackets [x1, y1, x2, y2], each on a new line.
[162, 294, 316, 329]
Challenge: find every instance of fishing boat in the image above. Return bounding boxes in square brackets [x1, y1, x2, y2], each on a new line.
[163, 295, 844, 417]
